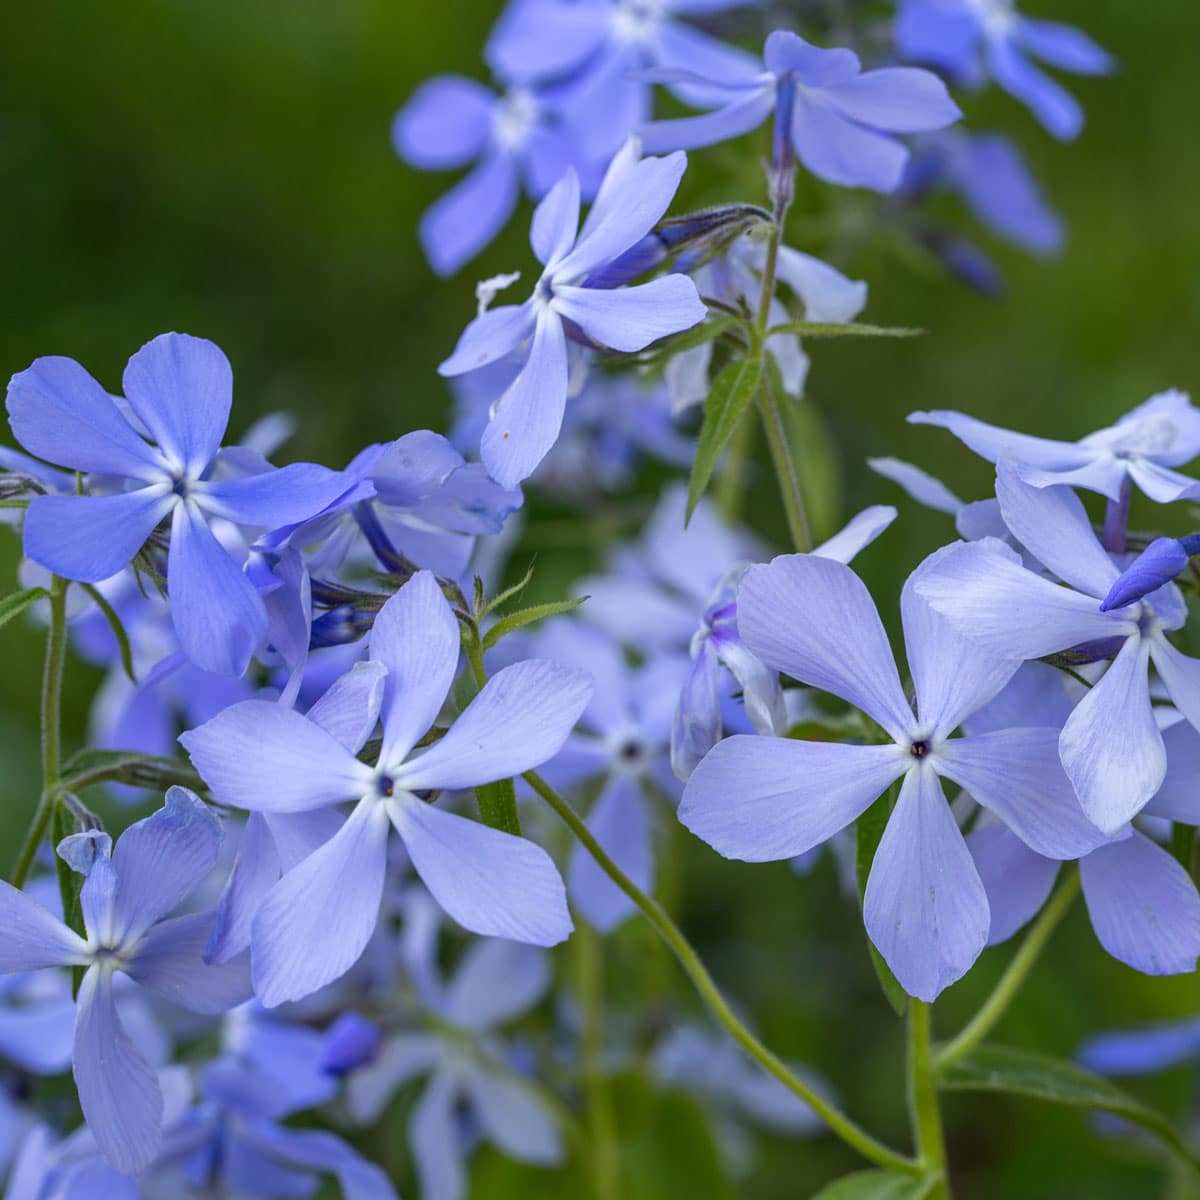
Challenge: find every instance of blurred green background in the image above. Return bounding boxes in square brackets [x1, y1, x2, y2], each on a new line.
[2, 0, 1200, 1196]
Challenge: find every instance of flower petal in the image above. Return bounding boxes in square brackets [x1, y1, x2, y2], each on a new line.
[822, 66, 960, 132]
[791, 97, 910, 193]
[121, 333, 232, 475]
[305, 660, 388, 755]
[987, 38, 1082, 141]
[967, 822, 1060, 946]
[200, 463, 351, 529]
[813, 505, 898, 562]
[7, 356, 165, 478]
[369, 571, 460, 764]
[908, 408, 1095, 472]
[167, 502, 267, 676]
[251, 798, 391, 1006]
[937, 730, 1107, 859]
[110, 786, 222, 942]
[553, 277, 705, 352]
[181, 698, 372, 812]
[864, 765, 988, 1001]
[445, 940, 550, 1032]
[569, 775, 652, 933]
[994, 462, 1118, 597]
[347, 1032, 443, 1123]
[73, 965, 164, 1175]
[395, 659, 591, 792]
[1144, 720, 1200, 824]
[0, 880, 88, 971]
[680, 735, 905, 861]
[1016, 18, 1112, 75]
[411, 1075, 465, 1200]
[481, 310, 569, 490]
[438, 302, 536, 378]
[738, 554, 913, 740]
[639, 89, 775, 155]
[1060, 635, 1162, 834]
[530, 169, 580, 267]
[1149, 634, 1200, 735]
[1080, 832, 1200, 975]
[392, 76, 494, 170]
[23, 490, 174, 583]
[463, 1066, 563, 1163]
[868, 457, 963, 515]
[420, 151, 522, 278]
[391, 797, 572, 946]
[124, 911, 252, 1013]
[1080, 1020, 1200, 1077]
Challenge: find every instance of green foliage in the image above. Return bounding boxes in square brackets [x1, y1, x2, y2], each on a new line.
[687, 355, 763, 519]
[79, 582, 137, 683]
[812, 1170, 936, 1199]
[481, 595, 588, 651]
[766, 321, 924, 340]
[475, 777, 521, 837]
[938, 1045, 1200, 1168]
[0, 586, 49, 631]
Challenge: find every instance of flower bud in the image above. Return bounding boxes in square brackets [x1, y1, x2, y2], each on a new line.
[1100, 535, 1200, 611]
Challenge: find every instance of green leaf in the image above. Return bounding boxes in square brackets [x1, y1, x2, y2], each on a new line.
[80, 582, 137, 683]
[482, 596, 588, 651]
[812, 1170, 936, 1199]
[475, 778, 521, 837]
[766, 321, 924, 340]
[856, 789, 908, 1016]
[479, 563, 536, 617]
[0, 586, 49, 631]
[60, 748, 204, 793]
[687, 355, 763, 520]
[939, 1044, 1200, 1166]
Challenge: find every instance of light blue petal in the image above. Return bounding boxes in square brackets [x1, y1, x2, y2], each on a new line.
[23, 490, 174, 583]
[445, 940, 550, 1031]
[6, 355, 164, 478]
[791, 97, 909, 193]
[206, 812, 280, 964]
[251, 798, 391, 1007]
[0, 881, 88, 972]
[305, 660, 388, 754]
[420, 152, 522, 278]
[125, 911, 251, 1013]
[864, 765, 988, 1001]
[240, 1121, 399, 1200]
[967, 822, 1060, 946]
[391, 797, 572, 946]
[530, 169, 580, 267]
[410, 1075, 465, 1200]
[181, 699, 372, 812]
[347, 1033, 442, 1124]
[73, 964, 164, 1175]
[987, 37, 1083, 141]
[393, 659, 591, 791]
[1080, 832, 1200, 975]
[552, 277, 705, 352]
[393, 76, 494, 169]
[199, 462, 352, 529]
[370, 571, 460, 764]
[464, 1066, 563, 1164]
[121, 333, 232, 475]
[1080, 1019, 1200, 1077]
[111, 786, 221, 943]
[822, 66, 960, 132]
[1016, 18, 1112, 76]
[438, 302, 535, 378]
[680, 735, 905, 860]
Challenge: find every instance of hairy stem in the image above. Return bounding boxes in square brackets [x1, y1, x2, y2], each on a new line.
[908, 1000, 949, 1198]
[934, 871, 1081, 1073]
[525, 769, 919, 1176]
[11, 575, 69, 888]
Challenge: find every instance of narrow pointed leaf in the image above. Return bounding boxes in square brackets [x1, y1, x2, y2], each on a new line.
[80, 584, 137, 683]
[812, 1170, 937, 1199]
[687, 356, 763, 520]
[0, 587, 49, 632]
[766, 321, 923, 339]
[482, 596, 588, 651]
[938, 1045, 1200, 1167]
[475, 777, 521, 837]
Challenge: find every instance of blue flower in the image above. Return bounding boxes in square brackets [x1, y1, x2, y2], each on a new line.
[181, 570, 591, 1005]
[915, 464, 1200, 834]
[640, 31, 960, 192]
[1080, 1018, 1200, 1077]
[437, 140, 706, 489]
[1101, 535, 1200, 612]
[7, 333, 352, 675]
[486, 0, 763, 162]
[964, 667, 1200, 976]
[395, 78, 582, 276]
[895, 0, 1111, 141]
[0, 789, 251, 1174]
[910, 389, 1200, 504]
[672, 506, 897, 780]
[680, 548, 1106, 1001]
[347, 939, 562, 1200]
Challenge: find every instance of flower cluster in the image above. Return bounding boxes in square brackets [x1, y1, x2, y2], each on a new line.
[5, 0, 1189, 1198]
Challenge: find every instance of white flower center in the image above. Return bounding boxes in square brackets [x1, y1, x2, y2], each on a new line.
[612, 0, 665, 45]
[492, 90, 538, 150]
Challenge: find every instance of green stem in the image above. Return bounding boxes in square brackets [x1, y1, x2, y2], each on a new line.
[752, 212, 813, 552]
[11, 575, 68, 888]
[577, 925, 622, 1200]
[462, 628, 521, 835]
[934, 871, 1081, 1073]
[524, 769, 919, 1176]
[908, 1000, 949, 1197]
